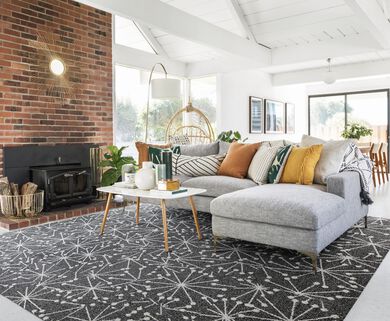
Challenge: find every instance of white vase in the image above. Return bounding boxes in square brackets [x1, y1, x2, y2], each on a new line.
[135, 161, 156, 190]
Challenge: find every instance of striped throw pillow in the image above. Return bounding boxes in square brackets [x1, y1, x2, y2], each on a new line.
[247, 145, 280, 184]
[172, 153, 225, 177]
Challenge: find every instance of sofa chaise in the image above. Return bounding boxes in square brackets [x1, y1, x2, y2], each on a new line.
[144, 141, 368, 271]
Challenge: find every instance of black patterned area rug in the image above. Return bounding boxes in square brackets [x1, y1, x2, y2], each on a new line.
[0, 205, 390, 321]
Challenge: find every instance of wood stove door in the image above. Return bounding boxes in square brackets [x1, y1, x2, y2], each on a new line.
[72, 170, 92, 197]
[48, 172, 73, 200]
[48, 170, 91, 201]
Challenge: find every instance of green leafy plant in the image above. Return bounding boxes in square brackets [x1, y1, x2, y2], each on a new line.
[99, 146, 137, 186]
[217, 130, 248, 143]
[341, 123, 373, 140]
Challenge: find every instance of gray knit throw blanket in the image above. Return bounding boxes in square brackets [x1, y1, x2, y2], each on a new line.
[340, 143, 373, 205]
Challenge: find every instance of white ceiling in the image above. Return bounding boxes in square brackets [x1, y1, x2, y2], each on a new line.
[149, 30, 223, 63]
[149, 0, 238, 63]
[80, 0, 390, 79]
[160, 0, 244, 36]
[241, 0, 359, 48]
[135, 0, 389, 74]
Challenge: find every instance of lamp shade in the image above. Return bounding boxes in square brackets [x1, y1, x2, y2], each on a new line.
[323, 72, 336, 85]
[151, 78, 181, 99]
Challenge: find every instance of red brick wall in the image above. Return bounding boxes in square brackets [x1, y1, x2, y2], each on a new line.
[0, 0, 112, 174]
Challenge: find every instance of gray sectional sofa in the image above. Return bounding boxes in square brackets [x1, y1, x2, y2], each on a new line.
[147, 141, 368, 271]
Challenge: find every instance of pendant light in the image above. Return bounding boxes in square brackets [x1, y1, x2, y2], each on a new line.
[324, 58, 336, 85]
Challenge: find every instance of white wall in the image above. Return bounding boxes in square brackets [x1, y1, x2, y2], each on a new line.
[218, 68, 307, 143]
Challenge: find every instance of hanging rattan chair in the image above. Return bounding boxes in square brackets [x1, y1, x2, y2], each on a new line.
[165, 102, 215, 144]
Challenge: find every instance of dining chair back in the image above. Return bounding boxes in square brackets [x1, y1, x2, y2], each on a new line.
[379, 142, 389, 182]
[370, 143, 382, 186]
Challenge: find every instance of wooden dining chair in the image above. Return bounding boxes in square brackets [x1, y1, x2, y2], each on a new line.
[379, 142, 389, 183]
[370, 143, 382, 187]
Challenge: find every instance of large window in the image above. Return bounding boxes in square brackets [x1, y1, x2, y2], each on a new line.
[189, 76, 217, 131]
[114, 65, 183, 157]
[309, 90, 389, 144]
[346, 92, 388, 144]
[309, 95, 346, 140]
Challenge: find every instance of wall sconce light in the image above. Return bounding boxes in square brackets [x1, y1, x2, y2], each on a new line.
[49, 58, 66, 76]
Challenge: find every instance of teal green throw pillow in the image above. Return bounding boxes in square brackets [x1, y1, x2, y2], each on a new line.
[149, 146, 180, 164]
[268, 145, 293, 183]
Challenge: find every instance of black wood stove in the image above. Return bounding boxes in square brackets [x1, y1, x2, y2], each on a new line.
[3, 144, 97, 210]
[31, 163, 94, 210]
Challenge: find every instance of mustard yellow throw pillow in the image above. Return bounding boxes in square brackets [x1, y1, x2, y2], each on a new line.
[280, 144, 323, 185]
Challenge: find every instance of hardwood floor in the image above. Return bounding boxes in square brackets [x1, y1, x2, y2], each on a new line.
[369, 183, 390, 219]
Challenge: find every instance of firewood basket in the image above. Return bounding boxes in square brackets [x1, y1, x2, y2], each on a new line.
[0, 190, 44, 218]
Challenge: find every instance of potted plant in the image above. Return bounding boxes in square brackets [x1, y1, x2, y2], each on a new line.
[99, 145, 137, 186]
[217, 130, 248, 143]
[341, 123, 373, 140]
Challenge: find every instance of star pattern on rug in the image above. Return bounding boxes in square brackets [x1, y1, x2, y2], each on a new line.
[0, 204, 389, 321]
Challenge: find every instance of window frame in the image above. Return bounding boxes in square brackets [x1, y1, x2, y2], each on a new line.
[188, 75, 218, 132]
[113, 63, 187, 150]
[308, 88, 390, 139]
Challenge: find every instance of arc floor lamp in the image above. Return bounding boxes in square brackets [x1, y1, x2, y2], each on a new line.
[144, 63, 181, 142]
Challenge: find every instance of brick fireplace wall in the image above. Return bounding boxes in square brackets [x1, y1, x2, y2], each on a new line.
[0, 0, 112, 175]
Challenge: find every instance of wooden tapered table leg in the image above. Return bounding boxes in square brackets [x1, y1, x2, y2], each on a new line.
[135, 197, 140, 224]
[100, 193, 112, 235]
[189, 196, 202, 240]
[160, 199, 169, 252]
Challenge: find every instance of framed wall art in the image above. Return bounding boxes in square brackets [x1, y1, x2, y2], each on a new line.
[285, 103, 295, 134]
[249, 96, 263, 133]
[265, 99, 285, 134]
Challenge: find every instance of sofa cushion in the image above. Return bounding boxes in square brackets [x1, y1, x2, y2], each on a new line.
[218, 141, 230, 155]
[267, 145, 293, 183]
[262, 140, 296, 147]
[271, 140, 286, 147]
[172, 153, 225, 177]
[182, 175, 257, 198]
[173, 175, 191, 184]
[178, 142, 219, 156]
[280, 144, 323, 185]
[210, 184, 345, 230]
[300, 135, 351, 184]
[248, 145, 280, 185]
[218, 142, 261, 178]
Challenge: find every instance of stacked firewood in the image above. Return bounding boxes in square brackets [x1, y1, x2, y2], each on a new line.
[0, 177, 39, 218]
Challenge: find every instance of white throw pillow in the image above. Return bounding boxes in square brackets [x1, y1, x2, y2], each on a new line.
[172, 153, 225, 177]
[247, 145, 280, 184]
[300, 135, 351, 184]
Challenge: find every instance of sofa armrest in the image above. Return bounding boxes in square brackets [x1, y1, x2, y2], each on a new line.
[326, 172, 361, 201]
